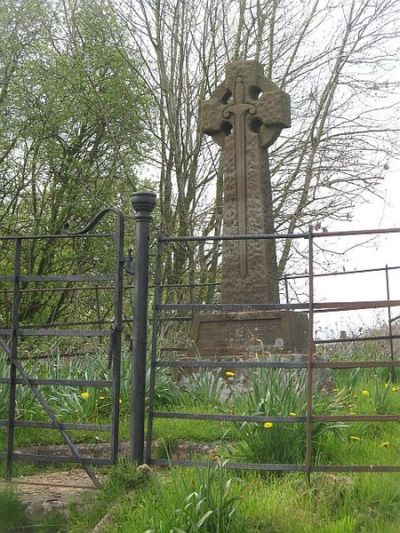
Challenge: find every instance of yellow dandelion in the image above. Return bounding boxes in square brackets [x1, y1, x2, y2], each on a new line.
[225, 371, 235, 378]
[391, 386, 399, 392]
[263, 422, 273, 429]
[80, 391, 89, 400]
[361, 389, 369, 397]
[380, 442, 390, 448]
[99, 396, 106, 400]
[350, 436, 361, 442]
[289, 412, 297, 417]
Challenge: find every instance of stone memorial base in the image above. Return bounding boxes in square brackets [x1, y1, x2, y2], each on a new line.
[189, 310, 308, 357]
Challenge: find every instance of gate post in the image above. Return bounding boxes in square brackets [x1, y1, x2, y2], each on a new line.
[130, 191, 157, 464]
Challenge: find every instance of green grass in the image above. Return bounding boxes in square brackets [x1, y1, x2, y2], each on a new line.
[65, 466, 400, 532]
[66, 462, 149, 533]
[0, 488, 64, 532]
[2, 348, 400, 531]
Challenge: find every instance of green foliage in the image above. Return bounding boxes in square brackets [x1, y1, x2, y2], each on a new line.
[104, 461, 150, 494]
[0, 489, 32, 530]
[68, 461, 150, 532]
[147, 367, 182, 408]
[168, 462, 241, 533]
[95, 469, 400, 532]
[106, 464, 242, 533]
[0, 0, 152, 328]
[181, 369, 226, 408]
[0, 350, 183, 452]
[0, 488, 64, 532]
[233, 369, 348, 465]
[372, 374, 392, 415]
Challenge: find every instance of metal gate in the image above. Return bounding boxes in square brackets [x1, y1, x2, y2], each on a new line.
[145, 226, 400, 476]
[0, 209, 125, 487]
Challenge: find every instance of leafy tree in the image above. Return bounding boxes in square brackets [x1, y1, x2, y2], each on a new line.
[0, 0, 151, 324]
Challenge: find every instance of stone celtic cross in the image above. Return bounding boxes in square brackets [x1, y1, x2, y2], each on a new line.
[201, 61, 290, 304]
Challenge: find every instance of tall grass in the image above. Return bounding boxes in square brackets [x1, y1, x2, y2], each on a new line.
[105, 462, 243, 533]
[0, 351, 180, 427]
[80, 469, 400, 532]
[232, 368, 348, 465]
[0, 489, 64, 532]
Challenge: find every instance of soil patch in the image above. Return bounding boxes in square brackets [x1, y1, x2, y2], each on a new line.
[0, 469, 102, 514]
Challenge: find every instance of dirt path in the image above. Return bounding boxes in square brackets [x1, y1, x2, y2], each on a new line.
[0, 469, 101, 513]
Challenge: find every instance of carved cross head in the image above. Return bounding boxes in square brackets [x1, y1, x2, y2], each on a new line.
[201, 61, 290, 147]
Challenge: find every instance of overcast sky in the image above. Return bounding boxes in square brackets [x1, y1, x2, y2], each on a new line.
[301, 161, 400, 339]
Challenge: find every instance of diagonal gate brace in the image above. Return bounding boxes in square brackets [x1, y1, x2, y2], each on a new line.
[0, 338, 101, 488]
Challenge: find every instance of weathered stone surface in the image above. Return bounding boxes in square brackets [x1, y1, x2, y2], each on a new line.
[194, 61, 308, 361]
[201, 60, 290, 304]
[190, 311, 308, 356]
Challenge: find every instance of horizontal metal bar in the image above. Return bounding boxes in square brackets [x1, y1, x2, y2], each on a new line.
[160, 231, 307, 243]
[317, 360, 400, 368]
[150, 458, 306, 472]
[313, 415, 400, 422]
[0, 232, 114, 241]
[0, 453, 111, 465]
[14, 350, 106, 362]
[3, 285, 130, 294]
[156, 282, 220, 289]
[160, 227, 400, 243]
[315, 333, 400, 345]
[0, 420, 111, 431]
[153, 412, 305, 423]
[0, 480, 99, 490]
[158, 317, 192, 322]
[284, 265, 400, 281]
[0, 274, 114, 283]
[153, 412, 400, 424]
[155, 359, 400, 370]
[312, 465, 400, 473]
[150, 459, 400, 473]
[151, 265, 400, 285]
[155, 360, 308, 369]
[0, 328, 112, 337]
[160, 347, 187, 352]
[158, 303, 307, 311]
[158, 300, 400, 313]
[0, 378, 112, 387]
[20, 319, 115, 329]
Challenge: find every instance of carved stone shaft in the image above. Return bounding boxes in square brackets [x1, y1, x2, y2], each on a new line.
[201, 61, 290, 304]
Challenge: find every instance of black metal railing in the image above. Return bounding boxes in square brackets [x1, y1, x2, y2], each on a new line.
[0, 208, 125, 488]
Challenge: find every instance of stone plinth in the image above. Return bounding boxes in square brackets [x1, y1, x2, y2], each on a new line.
[190, 311, 308, 357]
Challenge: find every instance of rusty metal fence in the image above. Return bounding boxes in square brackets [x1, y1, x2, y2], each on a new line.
[145, 225, 400, 475]
[2, 195, 400, 483]
[0, 209, 126, 487]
